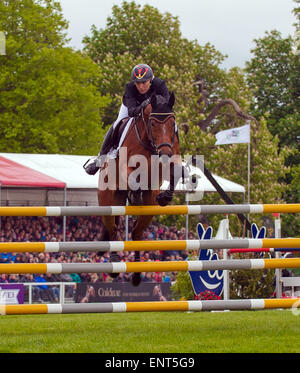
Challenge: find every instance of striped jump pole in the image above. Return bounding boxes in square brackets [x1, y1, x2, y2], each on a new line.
[229, 248, 300, 254]
[0, 238, 299, 253]
[0, 204, 299, 216]
[1, 298, 300, 315]
[1, 258, 300, 274]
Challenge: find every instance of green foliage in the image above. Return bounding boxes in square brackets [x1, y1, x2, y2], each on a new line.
[245, 31, 298, 125]
[170, 270, 195, 301]
[181, 117, 288, 237]
[83, 0, 226, 127]
[230, 254, 275, 299]
[0, 0, 109, 154]
[293, 0, 300, 55]
[245, 27, 300, 236]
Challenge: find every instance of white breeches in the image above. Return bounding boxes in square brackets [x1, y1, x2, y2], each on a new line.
[112, 104, 129, 129]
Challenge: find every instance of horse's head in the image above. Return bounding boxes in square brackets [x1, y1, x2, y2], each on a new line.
[147, 92, 176, 158]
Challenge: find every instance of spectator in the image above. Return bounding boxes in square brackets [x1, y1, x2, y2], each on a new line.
[0, 274, 8, 283]
[44, 273, 60, 303]
[0, 215, 198, 285]
[34, 274, 55, 303]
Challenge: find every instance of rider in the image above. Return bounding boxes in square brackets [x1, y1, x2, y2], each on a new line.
[84, 63, 171, 175]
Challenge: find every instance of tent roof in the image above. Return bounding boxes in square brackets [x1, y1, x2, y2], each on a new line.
[0, 153, 245, 193]
[0, 153, 93, 189]
[0, 156, 66, 188]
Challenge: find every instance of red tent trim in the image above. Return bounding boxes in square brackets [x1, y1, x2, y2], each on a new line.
[0, 156, 66, 188]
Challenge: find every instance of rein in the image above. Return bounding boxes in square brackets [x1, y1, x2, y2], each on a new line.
[134, 109, 176, 154]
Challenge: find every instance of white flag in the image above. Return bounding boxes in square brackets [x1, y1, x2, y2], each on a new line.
[215, 124, 250, 145]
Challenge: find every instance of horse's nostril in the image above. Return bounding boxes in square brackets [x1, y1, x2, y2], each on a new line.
[158, 153, 169, 163]
[158, 150, 172, 158]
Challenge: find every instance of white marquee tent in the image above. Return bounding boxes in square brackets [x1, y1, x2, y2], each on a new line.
[0, 153, 245, 207]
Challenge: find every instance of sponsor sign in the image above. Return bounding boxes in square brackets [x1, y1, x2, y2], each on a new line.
[0, 284, 24, 304]
[75, 282, 171, 303]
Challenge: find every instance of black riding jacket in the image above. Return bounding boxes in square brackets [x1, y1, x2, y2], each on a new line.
[122, 77, 170, 117]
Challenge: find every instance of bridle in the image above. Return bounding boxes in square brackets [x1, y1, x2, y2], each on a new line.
[134, 108, 176, 155]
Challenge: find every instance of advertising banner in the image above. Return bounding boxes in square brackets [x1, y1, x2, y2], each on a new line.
[0, 284, 24, 304]
[75, 282, 171, 303]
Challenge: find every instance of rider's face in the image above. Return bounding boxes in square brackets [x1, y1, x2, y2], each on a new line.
[134, 80, 151, 95]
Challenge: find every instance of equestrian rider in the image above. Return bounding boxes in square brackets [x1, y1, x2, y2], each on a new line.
[84, 63, 171, 175]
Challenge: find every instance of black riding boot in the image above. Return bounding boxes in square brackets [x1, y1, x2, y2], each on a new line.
[84, 125, 115, 175]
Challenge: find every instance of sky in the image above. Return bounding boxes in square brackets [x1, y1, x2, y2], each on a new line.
[59, 0, 296, 69]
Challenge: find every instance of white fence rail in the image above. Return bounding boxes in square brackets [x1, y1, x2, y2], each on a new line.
[23, 282, 76, 304]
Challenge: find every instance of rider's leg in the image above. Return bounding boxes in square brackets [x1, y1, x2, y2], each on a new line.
[84, 104, 129, 175]
[100, 103, 129, 155]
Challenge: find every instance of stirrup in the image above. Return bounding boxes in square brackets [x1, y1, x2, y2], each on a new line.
[83, 158, 99, 175]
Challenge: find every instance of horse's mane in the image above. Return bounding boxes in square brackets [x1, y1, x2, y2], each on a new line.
[151, 94, 173, 114]
[154, 94, 168, 105]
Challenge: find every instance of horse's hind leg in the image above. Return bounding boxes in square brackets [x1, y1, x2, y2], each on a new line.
[131, 214, 154, 287]
[102, 215, 121, 278]
[99, 189, 127, 279]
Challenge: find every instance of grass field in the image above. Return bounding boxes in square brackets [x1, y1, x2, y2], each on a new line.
[0, 309, 299, 353]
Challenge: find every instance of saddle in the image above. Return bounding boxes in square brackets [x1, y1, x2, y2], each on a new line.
[111, 117, 131, 148]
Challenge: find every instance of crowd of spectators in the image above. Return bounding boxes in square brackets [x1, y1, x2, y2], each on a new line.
[0, 215, 195, 292]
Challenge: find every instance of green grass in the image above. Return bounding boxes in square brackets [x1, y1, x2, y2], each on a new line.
[0, 310, 299, 353]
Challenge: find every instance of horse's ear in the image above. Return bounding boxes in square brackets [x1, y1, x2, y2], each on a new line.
[151, 94, 157, 108]
[168, 92, 175, 109]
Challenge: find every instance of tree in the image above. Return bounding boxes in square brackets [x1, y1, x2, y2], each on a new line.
[83, 0, 227, 128]
[293, 0, 300, 55]
[245, 5, 300, 236]
[0, 0, 109, 154]
[245, 30, 299, 145]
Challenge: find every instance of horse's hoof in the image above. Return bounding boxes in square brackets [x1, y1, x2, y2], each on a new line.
[156, 192, 172, 206]
[109, 252, 120, 279]
[131, 273, 142, 287]
[128, 190, 143, 205]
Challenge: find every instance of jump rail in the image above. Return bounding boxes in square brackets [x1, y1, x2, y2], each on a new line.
[0, 258, 300, 274]
[229, 248, 300, 254]
[0, 238, 299, 253]
[1, 298, 299, 315]
[0, 204, 299, 216]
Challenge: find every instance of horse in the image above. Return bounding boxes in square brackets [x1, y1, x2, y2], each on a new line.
[98, 92, 182, 286]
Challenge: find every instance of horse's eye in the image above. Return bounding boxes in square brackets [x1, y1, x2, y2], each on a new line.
[151, 121, 155, 126]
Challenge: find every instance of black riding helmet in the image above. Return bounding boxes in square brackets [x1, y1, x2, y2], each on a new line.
[131, 64, 153, 82]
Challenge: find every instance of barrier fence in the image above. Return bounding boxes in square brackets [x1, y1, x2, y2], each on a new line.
[0, 203, 299, 315]
[0, 203, 299, 216]
[1, 298, 300, 315]
[0, 238, 299, 253]
[0, 258, 300, 274]
[229, 248, 300, 254]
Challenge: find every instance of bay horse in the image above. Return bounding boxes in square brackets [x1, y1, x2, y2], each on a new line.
[98, 92, 182, 286]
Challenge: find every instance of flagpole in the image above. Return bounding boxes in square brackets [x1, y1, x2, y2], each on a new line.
[247, 123, 251, 238]
[248, 140, 250, 204]
[247, 120, 251, 204]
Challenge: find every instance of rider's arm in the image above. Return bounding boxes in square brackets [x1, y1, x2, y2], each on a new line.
[123, 83, 148, 117]
[123, 95, 143, 117]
